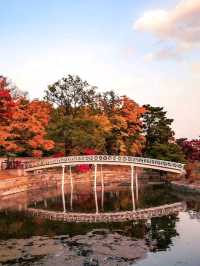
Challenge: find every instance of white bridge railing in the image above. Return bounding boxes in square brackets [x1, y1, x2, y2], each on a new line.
[25, 155, 185, 174]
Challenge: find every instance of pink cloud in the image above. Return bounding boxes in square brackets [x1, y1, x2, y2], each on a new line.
[134, 0, 200, 45]
[145, 47, 183, 61]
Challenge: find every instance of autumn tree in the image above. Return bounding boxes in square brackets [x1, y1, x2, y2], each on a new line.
[10, 99, 54, 156]
[98, 92, 146, 155]
[44, 74, 96, 117]
[0, 76, 54, 157]
[45, 75, 146, 156]
[48, 108, 107, 155]
[45, 75, 100, 155]
[177, 138, 200, 161]
[0, 76, 16, 154]
[0, 76, 14, 123]
[97, 90, 121, 116]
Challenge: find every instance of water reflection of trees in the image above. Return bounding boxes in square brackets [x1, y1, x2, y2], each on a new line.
[187, 200, 200, 212]
[0, 183, 181, 253]
[28, 184, 181, 213]
[121, 214, 179, 252]
[169, 191, 200, 221]
[138, 184, 179, 209]
[0, 210, 179, 253]
[29, 189, 133, 213]
[146, 214, 179, 251]
[187, 200, 200, 220]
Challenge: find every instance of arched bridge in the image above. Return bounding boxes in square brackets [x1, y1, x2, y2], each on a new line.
[24, 155, 185, 215]
[25, 155, 185, 174]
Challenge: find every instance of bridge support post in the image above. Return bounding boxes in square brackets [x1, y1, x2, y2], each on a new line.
[61, 165, 66, 212]
[70, 165, 73, 211]
[135, 167, 139, 201]
[44, 199, 47, 208]
[94, 163, 99, 214]
[101, 164, 104, 210]
[131, 165, 136, 211]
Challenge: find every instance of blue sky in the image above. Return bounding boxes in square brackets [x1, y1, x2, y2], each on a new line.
[0, 0, 200, 138]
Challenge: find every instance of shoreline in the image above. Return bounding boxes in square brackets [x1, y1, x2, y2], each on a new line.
[171, 181, 200, 194]
[1, 167, 200, 197]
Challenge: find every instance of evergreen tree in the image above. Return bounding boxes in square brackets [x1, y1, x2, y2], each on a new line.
[143, 105, 185, 162]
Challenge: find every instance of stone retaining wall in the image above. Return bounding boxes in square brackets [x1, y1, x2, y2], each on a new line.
[0, 165, 164, 197]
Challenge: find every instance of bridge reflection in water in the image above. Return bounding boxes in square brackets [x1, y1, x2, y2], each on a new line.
[27, 202, 186, 223]
[25, 155, 185, 217]
[25, 165, 186, 223]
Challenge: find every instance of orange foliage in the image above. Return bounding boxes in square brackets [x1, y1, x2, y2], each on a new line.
[0, 76, 145, 157]
[0, 93, 54, 155]
[32, 150, 43, 158]
[90, 113, 112, 133]
[0, 77, 15, 123]
[120, 96, 146, 134]
[108, 96, 146, 155]
[84, 95, 146, 156]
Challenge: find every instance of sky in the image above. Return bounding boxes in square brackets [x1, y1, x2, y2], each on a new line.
[0, 0, 200, 139]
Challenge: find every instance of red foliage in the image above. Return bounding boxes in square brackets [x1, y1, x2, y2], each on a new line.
[83, 148, 96, 155]
[178, 138, 200, 161]
[75, 148, 96, 173]
[0, 77, 15, 122]
[76, 164, 90, 173]
[0, 89, 11, 99]
[52, 151, 65, 158]
[32, 150, 42, 158]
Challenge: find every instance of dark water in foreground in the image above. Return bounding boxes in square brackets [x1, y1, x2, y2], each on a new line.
[0, 183, 200, 265]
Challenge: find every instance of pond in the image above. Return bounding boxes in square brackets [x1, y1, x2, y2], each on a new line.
[0, 180, 200, 266]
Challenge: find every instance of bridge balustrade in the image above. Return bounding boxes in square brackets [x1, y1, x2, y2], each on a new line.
[25, 155, 185, 174]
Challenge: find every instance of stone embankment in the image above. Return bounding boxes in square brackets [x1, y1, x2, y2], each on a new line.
[26, 202, 186, 223]
[0, 165, 163, 197]
[0, 171, 58, 196]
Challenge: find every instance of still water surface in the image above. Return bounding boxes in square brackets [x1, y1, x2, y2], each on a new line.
[0, 182, 200, 266]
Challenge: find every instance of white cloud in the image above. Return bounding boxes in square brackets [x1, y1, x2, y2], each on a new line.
[134, 0, 200, 44]
[134, 9, 170, 35]
[134, 0, 200, 58]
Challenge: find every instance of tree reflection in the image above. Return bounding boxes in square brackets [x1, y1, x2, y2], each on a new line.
[146, 214, 179, 251]
[0, 209, 179, 253]
[138, 184, 179, 209]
